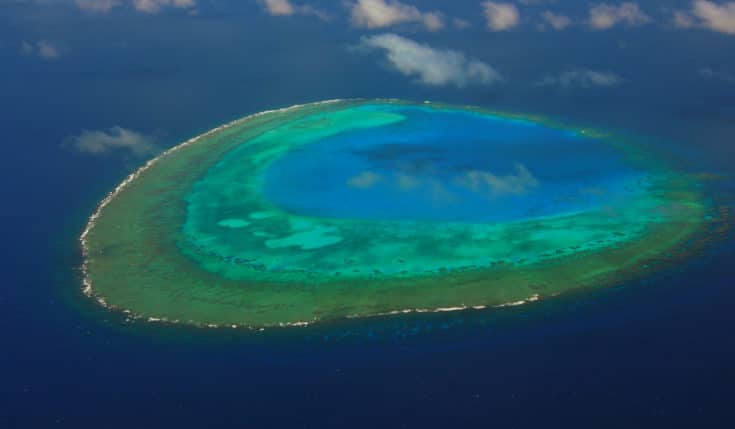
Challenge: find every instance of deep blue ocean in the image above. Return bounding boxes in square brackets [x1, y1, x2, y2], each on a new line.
[2, 1, 735, 427]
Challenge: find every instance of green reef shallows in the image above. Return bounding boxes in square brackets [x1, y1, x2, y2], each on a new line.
[81, 100, 711, 328]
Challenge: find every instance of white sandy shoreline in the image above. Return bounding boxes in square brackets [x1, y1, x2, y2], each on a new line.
[79, 100, 345, 302]
[78, 98, 543, 331]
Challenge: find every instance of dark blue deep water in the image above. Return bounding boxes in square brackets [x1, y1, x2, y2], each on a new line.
[2, 1, 735, 427]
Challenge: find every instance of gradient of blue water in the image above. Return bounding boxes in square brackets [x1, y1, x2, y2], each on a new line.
[3, 2, 735, 427]
[264, 107, 642, 222]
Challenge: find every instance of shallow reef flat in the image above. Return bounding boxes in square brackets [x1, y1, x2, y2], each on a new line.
[81, 100, 713, 328]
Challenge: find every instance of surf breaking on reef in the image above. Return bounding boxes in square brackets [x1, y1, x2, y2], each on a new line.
[79, 100, 346, 321]
[76, 98, 521, 329]
[78, 99, 711, 330]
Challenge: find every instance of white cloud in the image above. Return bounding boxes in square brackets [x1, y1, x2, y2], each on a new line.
[482, 2, 520, 31]
[396, 174, 421, 191]
[536, 69, 623, 88]
[672, 10, 696, 28]
[345, 165, 539, 202]
[588, 2, 650, 30]
[75, 0, 121, 13]
[347, 171, 383, 188]
[452, 17, 472, 29]
[358, 33, 502, 87]
[350, 0, 444, 31]
[518, 0, 557, 5]
[541, 10, 571, 30]
[20, 42, 33, 55]
[260, 0, 294, 15]
[21, 40, 60, 60]
[132, 0, 195, 14]
[36, 40, 59, 59]
[66, 127, 158, 156]
[258, 0, 327, 19]
[421, 12, 444, 31]
[457, 164, 539, 197]
[73, 0, 194, 13]
[699, 67, 735, 82]
[691, 0, 735, 34]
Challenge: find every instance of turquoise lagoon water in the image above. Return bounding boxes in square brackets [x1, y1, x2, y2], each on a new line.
[176, 103, 675, 282]
[262, 105, 644, 223]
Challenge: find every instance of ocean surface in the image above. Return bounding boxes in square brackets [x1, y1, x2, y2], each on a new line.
[264, 105, 643, 223]
[2, 1, 735, 427]
[3, 101, 734, 427]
